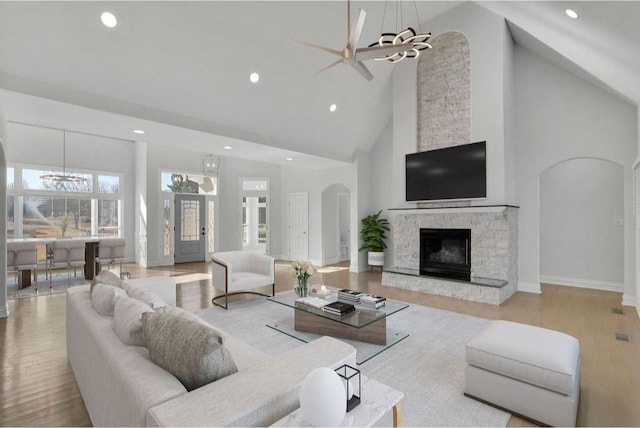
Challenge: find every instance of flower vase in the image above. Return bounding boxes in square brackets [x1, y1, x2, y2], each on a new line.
[294, 277, 309, 297]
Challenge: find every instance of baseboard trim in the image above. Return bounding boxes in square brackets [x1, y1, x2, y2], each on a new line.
[540, 275, 623, 292]
[622, 293, 637, 307]
[0, 304, 9, 318]
[322, 258, 340, 267]
[518, 281, 541, 294]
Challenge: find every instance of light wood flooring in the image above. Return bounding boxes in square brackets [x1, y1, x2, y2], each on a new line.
[1, 261, 639, 427]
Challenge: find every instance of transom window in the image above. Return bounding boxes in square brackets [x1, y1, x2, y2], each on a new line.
[161, 171, 217, 195]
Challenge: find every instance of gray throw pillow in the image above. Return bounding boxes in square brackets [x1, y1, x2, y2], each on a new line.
[90, 270, 123, 294]
[142, 311, 238, 391]
[91, 283, 127, 316]
[113, 296, 154, 346]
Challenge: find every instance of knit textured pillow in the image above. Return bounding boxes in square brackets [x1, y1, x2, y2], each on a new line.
[142, 311, 238, 391]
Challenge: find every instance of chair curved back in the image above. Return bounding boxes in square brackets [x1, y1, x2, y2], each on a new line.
[11, 241, 38, 270]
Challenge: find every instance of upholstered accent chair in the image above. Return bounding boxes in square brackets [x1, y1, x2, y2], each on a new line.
[211, 251, 275, 310]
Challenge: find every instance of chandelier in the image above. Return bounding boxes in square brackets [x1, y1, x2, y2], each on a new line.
[201, 154, 220, 176]
[40, 130, 87, 183]
[367, 1, 432, 63]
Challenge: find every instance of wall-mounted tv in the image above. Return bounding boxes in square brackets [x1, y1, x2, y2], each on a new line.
[406, 141, 487, 202]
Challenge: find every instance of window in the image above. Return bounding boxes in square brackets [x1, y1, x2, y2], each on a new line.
[22, 168, 93, 192]
[161, 172, 217, 195]
[163, 198, 171, 257]
[98, 175, 120, 194]
[7, 165, 123, 239]
[207, 200, 215, 253]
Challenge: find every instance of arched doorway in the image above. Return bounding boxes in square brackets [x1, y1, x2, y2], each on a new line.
[539, 157, 624, 291]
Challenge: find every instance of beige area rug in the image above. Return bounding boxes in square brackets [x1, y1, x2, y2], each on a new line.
[195, 295, 510, 427]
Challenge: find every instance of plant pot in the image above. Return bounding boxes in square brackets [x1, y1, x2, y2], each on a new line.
[368, 251, 384, 267]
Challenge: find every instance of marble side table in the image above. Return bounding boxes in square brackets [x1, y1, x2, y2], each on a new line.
[271, 374, 404, 427]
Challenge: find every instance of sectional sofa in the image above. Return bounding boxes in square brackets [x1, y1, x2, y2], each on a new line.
[66, 276, 356, 426]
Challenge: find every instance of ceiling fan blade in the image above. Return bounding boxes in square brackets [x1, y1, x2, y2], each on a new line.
[291, 39, 343, 57]
[347, 9, 367, 51]
[355, 44, 412, 62]
[314, 58, 344, 76]
[351, 61, 374, 81]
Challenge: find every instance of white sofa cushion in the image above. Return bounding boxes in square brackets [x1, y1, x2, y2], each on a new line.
[114, 296, 154, 346]
[127, 286, 169, 310]
[91, 283, 126, 316]
[466, 320, 580, 395]
[90, 270, 123, 294]
[142, 311, 238, 391]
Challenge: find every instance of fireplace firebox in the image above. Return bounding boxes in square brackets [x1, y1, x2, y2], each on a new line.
[420, 228, 471, 281]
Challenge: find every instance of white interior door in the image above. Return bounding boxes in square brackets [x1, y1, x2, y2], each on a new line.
[288, 192, 308, 261]
[174, 194, 206, 263]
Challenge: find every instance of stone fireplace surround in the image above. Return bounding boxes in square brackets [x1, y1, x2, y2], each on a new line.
[382, 206, 518, 305]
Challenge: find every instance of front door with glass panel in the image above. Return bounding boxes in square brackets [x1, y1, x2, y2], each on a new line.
[174, 194, 206, 263]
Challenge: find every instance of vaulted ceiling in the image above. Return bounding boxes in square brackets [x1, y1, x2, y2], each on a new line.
[0, 1, 637, 167]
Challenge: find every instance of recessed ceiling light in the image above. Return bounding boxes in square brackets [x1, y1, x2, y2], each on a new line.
[565, 9, 578, 19]
[286, 157, 293, 161]
[249, 72, 260, 83]
[329, 104, 337, 112]
[101, 12, 118, 28]
[133, 129, 145, 134]
[223, 145, 232, 150]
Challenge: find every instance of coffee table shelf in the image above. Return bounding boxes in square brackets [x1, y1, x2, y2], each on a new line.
[266, 288, 409, 365]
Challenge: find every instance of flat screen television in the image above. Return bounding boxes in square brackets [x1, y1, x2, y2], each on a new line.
[406, 141, 486, 202]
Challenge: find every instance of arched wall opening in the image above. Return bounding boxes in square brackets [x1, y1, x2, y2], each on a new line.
[539, 157, 625, 291]
[320, 183, 350, 267]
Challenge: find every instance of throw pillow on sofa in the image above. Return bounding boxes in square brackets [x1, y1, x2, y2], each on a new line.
[90, 270, 123, 294]
[142, 311, 238, 391]
[127, 286, 168, 310]
[91, 283, 127, 316]
[113, 296, 154, 346]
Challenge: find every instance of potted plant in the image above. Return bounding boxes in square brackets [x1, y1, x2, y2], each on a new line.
[358, 210, 390, 269]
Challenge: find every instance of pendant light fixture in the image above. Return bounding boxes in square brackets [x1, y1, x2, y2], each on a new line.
[40, 130, 87, 183]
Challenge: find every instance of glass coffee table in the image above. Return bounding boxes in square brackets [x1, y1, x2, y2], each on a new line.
[266, 288, 409, 364]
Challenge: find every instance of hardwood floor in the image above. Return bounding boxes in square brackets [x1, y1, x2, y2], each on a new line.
[1, 261, 639, 427]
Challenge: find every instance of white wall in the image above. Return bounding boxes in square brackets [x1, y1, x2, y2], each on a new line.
[540, 158, 624, 289]
[146, 144, 282, 265]
[514, 45, 637, 298]
[503, 23, 517, 205]
[369, 121, 395, 268]
[0, 105, 8, 318]
[6, 123, 137, 260]
[392, 2, 510, 209]
[321, 183, 349, 266]
[280, 163, 353, 267]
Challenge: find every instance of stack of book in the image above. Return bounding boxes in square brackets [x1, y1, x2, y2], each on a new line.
[360, 294, 386, 309]
[338, 289, 363, 305]
[322, 301, 355, 316]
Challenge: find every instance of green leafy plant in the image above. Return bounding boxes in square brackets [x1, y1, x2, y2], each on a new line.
[358, 210, 390, 252]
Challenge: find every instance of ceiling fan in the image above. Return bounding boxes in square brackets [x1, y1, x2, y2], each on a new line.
[296, 1, 431, 81]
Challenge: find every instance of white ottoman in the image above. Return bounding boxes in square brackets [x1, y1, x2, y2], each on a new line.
[465, 320, 580, 427]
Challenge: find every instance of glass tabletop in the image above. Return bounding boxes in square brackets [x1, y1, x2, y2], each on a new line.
[266, 287, 409, 329]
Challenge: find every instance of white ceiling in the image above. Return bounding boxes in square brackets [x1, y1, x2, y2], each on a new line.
[0, 1, 638, 168]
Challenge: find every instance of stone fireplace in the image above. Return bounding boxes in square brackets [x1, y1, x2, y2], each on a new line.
[382, 206, 518, 305]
